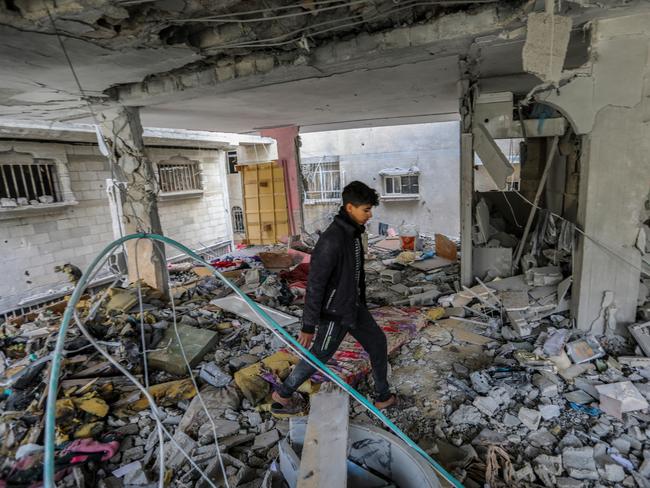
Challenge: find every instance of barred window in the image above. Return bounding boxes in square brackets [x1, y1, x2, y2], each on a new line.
[0, 157, 60, 206]
[157, 157, 202, 193]
[232, 206, 245, 233]
[301, 156, 342, 203]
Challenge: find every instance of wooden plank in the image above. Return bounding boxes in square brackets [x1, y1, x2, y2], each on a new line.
[297, 386, 349, 488]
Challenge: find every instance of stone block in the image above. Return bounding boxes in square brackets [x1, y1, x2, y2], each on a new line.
[562, 447, 598, 480]
[473, 395, 500, 416]
[539, 404, 561, 420]
[449, 405, 483, 425]
[518, 407, 541, 431]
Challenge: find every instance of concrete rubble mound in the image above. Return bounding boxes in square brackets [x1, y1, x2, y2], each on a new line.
[1, 230, 649, 488]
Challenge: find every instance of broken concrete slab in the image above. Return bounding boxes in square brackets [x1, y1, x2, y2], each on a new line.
[297, 387, 349, 488]
[209, 295, 299, 327]
[522, 12, 572, 84]
[472, 247, 513, 281]
[148, 323, 220, 376]
[199, 362, 232, 388]
[518, 407, 541, 430]
[525, 266, 563, 287]
[562, 447, 598, 480]
[178, 386, 241, 437]
[595, 381, 649, 419]
[253, 429, 280, 451]
[473, 123, 514, 190]
[449, 405, 483, 425]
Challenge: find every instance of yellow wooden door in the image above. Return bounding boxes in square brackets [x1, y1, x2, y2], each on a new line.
[240, 162, 289, 244]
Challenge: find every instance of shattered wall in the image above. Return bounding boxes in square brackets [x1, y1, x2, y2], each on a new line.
[543, 13, 650, 333]
[0, 142, 230, 313]
[300, 122, 460, 237]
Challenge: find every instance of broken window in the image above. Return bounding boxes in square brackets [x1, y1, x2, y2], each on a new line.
[379, 167, 420, 199]
[232, 205, 245, 233]
[301, 156, 342, 203]
[227, 150, 238, 174]
[157, 157, 202, 193]
[0, 154, 60, 205]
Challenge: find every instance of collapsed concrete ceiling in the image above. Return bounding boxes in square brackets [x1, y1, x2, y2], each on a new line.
[0, 0, 648, 132]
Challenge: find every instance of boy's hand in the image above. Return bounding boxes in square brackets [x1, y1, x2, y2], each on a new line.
[298, 332, 314, 349]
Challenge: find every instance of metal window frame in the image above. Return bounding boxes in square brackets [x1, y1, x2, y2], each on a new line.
[232, 205, 245, 233]
[0, 159, 60, 202]
[301, 157, 343, 204]
[157, 160, 203, 193]
[383, 174, 419, 196]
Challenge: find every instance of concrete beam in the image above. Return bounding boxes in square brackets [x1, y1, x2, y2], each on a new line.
[297, 387, 349, 488]
[460, 133, 474, 287]
[110, 5, 520, 110]
[0, 120, 274, 148]
[99, 106, 169, 296]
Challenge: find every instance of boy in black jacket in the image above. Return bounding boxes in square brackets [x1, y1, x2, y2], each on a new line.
[271, 181, 396, 413]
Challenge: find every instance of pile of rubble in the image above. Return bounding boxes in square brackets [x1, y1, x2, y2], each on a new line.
[2, 226, 650, 488]
[384, 265, 650, 487]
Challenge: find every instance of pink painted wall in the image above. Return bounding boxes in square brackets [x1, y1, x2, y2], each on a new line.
[259, 126, 302, 235]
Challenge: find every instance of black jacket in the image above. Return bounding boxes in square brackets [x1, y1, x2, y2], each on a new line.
[301, 208, 366, 333]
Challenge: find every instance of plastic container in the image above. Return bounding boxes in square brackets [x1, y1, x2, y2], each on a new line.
[399, 224, 418, 251]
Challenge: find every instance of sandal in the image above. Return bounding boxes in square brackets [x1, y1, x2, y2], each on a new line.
[374, 394, 399, 410]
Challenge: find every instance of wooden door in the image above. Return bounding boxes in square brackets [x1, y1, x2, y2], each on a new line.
[240, 162, 289, 244]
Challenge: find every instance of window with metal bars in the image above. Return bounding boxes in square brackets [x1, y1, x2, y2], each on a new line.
[301, 157, 342, 203]
[0, 160, 60, 205]
[157, 159, 202, 193]
[232, 206, 245, 233]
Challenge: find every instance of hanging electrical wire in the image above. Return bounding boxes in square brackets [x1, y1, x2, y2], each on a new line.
[204, 0, 498, 51]
[172, 0, 369, 23]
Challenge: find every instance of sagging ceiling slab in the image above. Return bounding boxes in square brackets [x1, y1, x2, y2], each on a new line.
[0, 0, 649, 133]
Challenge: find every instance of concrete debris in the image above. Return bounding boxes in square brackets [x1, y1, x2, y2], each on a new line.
[562, 447, 598, 480]
[595, 381, 649, 419]
[518, 407, 542, 431]
[2, 227, 649, 488]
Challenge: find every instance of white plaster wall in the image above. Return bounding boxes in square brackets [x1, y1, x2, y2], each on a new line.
[544, 13, 650, 333]
[151, 148, 231, 256]
[299, 121, 460, 237]
[0, 145, 114, 312]
[0, 143, 230, 312]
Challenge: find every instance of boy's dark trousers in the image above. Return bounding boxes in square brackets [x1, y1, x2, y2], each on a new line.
[277, 305, 391, 401]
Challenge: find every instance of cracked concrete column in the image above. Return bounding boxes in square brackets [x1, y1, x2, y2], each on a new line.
[542, 13, 650, 333]
[100, 106, 169, 296]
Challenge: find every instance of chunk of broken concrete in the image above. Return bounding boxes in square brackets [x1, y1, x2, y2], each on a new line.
[562, 446, 598, 480]
[148, 323, 220, 375]
[178, 386, 241, 437]
[539, 404, 561, 420]
[253, 429, 279, 450]
[449, 405, 483, 425]
[199, 362, 232, 388]
[518, 407, 541, 431]
[595, 381, 649, 420]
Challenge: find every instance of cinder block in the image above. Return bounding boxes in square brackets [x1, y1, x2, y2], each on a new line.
[10, 225, 35, 238]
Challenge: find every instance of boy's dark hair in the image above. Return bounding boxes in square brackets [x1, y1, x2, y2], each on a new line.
[342, 181, 379, 207]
